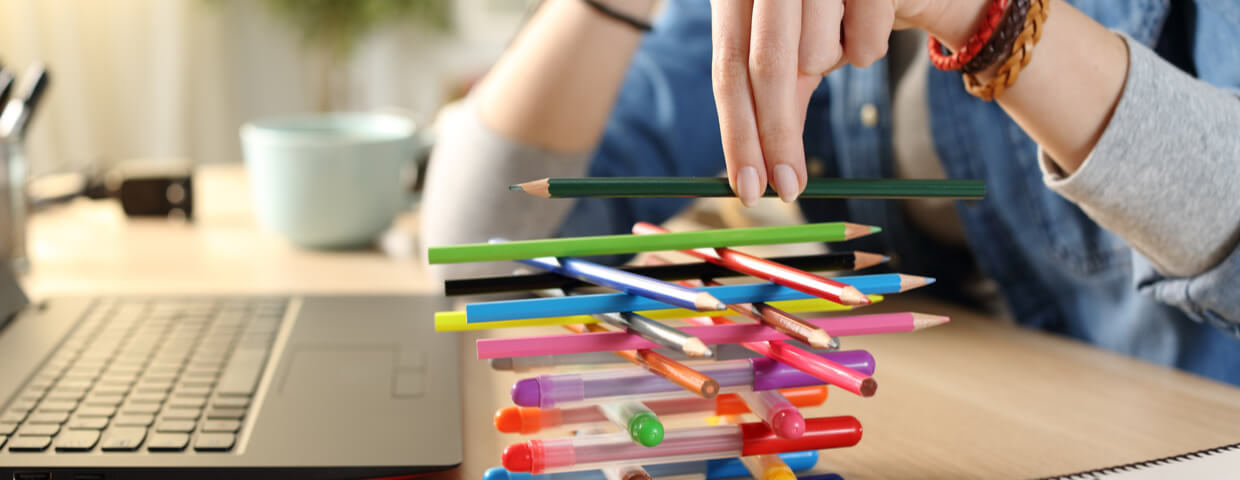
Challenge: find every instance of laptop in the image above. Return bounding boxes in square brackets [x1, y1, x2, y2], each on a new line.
[0, 253, 462, 476]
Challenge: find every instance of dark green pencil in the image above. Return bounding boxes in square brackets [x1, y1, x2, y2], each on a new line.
[511, 177, 986, 199]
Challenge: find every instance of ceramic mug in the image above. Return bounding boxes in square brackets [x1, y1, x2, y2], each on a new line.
[240, 112, 419, 249]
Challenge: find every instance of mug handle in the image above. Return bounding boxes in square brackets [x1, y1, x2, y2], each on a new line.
[371, 106, 434, 202]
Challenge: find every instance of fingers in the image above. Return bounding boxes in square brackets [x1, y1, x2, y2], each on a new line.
[799, 0, 844, 76]
[710, 0, 766, 207]
[842, 0, 895, 68]
[749, 0, 807, 203]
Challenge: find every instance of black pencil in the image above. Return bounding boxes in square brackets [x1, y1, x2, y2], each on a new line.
[443, 251, 888, 296]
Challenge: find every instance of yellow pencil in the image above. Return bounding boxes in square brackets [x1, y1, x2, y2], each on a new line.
[433, 295, 883, 331]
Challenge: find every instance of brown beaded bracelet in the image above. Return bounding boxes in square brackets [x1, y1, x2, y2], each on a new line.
[963, 0, 1050, 101]
[961, 0, 1031, 74]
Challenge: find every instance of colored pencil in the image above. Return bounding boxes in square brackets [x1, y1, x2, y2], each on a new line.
[475, 312, 948, 359]
[434, 295, 882, 332]
[699, 278, 837, 351]
[564, 323, 720, 399]
[508, 246, 726, 311]
[427, 222, 880, 264]
[511, 177, 986, 200]
[464, 274, 930, 323]
[538, 289, 712, 358]
[633, 222, 868, 306]
[686, 314, 877, 397]
[443, 251, 888, 296]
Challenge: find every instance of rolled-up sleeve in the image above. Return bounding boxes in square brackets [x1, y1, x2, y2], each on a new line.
[1038, 33, 1240, 328]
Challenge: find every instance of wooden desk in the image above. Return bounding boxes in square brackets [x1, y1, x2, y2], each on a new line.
[24, 165, 1240, 479]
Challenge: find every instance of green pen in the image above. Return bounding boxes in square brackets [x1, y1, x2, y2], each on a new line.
[599, 400, 665, 447]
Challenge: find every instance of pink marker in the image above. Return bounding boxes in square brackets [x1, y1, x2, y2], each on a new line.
[737, 390, 805, 439]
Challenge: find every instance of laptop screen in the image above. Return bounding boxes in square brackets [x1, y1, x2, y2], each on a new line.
[0, 143, 30, 327]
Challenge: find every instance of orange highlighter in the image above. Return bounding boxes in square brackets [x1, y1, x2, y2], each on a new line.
[495, 386, 827, 434]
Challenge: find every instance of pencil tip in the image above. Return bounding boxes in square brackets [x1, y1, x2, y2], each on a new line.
[508, 184, 521, 191]
[684, 338, 713, 358]
[851, 251, 889, 270]
[881, 255, 892, 263]
[840, 287, 869, 306]
[910, 312, 950, 329]
[870, 225, 882, 234]
[925, 277, 937, 286]
[696, 293, 728, 312]
[807, 330, 835, 350]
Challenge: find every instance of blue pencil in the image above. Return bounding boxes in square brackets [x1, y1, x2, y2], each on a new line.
[495, 238, 725, 312]
[466, 273, 934, 323]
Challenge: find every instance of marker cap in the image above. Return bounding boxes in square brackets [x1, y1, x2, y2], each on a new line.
[740, 416, 862, 456]
[628, 411, 664, 447]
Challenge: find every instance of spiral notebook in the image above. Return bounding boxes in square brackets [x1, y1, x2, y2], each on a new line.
[1042, 443, 1240, 479]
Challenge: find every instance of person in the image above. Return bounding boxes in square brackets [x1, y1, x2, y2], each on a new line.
[421, 0, 1240, 385]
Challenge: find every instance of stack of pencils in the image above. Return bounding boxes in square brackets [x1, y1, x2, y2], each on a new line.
[428, 177, 968, 480]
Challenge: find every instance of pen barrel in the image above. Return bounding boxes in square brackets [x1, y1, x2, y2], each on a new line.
[536, 425, 745, 473]
[737, 390, 805, 439]
[740, 416, 862, 456]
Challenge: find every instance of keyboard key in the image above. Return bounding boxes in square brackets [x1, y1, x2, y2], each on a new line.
[67, 416, 110, 430]
[83, 393, 125, 407]
[216, 348, 268, 396]
[1, 411, 28, 423]
[199, 419, 240, 433]
[7, 435, 51, 451]
[0, 423, 16, 435]
[167, 396, 207, 409]
[147, 432, 190, 451]
[211, 396, 250, 409]
[128, 392, 168, 404]
[17, 423, 60, 436]
[134, 380, 174, 393]
[100, 427, 147, 451]
[54, 430, 101, 451]
[91, 384, 131, 395]
[161, 408, 202, 420]
[36, 400, 80, 412]
[119, 402, 161, 415]
[155, 420, 196, 433]
[45, 388, 88, 401]
[174, 385, 212, 396]
[205, 407, 246, 420]
[75, 405, 117, 418]
[193, 432, 235, 451]
[112, 413, 155, 427]
[27, 411, 70, 424]
[8, 398, 38, 412]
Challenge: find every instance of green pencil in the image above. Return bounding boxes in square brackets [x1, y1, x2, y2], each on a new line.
[426, 222, 879, 264]
[511, 177, 986, 199]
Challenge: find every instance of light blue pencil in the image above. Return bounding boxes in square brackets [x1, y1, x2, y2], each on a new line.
[494, 238, 725, 312]
[465, 273, 933, 323]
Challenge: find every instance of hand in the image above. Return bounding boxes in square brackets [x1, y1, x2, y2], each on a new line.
[709, 0, 980, 206]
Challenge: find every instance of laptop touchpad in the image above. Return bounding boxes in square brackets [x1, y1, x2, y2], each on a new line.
[278, 345, 396, 397]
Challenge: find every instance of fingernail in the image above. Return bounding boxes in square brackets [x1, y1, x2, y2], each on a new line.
[773, 164, 801, 203]
[736, 166, 760, 207]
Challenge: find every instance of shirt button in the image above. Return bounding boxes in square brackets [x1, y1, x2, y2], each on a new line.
[860, 103, 879, 127]
[807, 156, 826, 177]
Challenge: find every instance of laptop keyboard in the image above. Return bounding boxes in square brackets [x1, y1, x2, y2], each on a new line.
[0, 297, 287, 453]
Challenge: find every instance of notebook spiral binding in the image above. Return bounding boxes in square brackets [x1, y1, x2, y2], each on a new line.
[1038, 442, 1240, 479]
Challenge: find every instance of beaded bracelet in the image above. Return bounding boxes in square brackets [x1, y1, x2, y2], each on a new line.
[961, 0, 1031, 74]
[963, 0, 1050, 101]
[927, 0, 1007, 71]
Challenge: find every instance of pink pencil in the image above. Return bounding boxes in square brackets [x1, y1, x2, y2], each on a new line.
[474, 312, 948, 359]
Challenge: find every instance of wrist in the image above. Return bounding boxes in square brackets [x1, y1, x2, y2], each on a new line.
[910, 0, 993, 51]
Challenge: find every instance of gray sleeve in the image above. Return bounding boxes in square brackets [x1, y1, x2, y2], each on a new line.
[419, 99, 590, 281]
[1039, 33, 1240, 277]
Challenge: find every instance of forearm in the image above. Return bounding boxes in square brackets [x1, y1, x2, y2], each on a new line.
[917, 0, 1127, 173]
[476, 0, 656, 153]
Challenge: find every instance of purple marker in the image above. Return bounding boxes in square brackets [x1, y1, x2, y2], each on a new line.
[510, 350, 875, 408]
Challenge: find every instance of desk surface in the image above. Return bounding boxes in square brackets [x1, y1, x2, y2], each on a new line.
[23, 166, 1240, 479]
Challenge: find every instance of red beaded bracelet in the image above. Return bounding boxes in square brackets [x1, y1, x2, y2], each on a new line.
[927, 0, 1008, 71]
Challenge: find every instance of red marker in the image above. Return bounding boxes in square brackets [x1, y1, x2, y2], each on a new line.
[501, 416, 862, 473]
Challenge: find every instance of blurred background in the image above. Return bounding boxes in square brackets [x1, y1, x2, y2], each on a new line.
[0, 0, 537, 178]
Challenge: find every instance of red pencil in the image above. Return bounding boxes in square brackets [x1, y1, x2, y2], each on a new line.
[632, 222, 869, 306]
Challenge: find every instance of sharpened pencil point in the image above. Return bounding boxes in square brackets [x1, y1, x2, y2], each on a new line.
[851, 251, 889, 270]
[925, 277, 937, 285]
[806, 330, 835, 350]
[683, 338, 713, 358]
[839, 286, 870, 306]
[827, 336, 841, 351]
[910, 312, 951, 330]
[897, 274, 935, 292]
[508, 184, 521, 191]
[695, 292, 727, 312]
[870, 226, 882, 234]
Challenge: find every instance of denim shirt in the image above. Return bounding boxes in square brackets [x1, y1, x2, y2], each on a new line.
[557, 0, 1240, 385]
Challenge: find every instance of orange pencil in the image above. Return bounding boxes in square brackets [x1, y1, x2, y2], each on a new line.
[563, 323, 720, 399]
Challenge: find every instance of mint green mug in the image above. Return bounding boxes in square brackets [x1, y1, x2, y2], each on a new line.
[240, 113, 419, 249]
